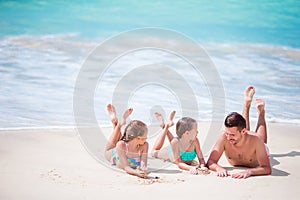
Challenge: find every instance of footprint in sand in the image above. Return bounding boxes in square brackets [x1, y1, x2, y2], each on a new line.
[40, 169, 87, 186]
[137, 176, 186, 185]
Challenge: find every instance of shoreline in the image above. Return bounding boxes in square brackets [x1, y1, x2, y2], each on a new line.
[1, 120, 300, 130]
[0, 122, 299, 200]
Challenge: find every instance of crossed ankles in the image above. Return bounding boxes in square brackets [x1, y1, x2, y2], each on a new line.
[107, 104, 133, 127]
[154, 110, 176, 129]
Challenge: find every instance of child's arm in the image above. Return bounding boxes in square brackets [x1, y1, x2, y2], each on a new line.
[139, 142, 149, 172]
[171, 141, 198, 174]
[116, 142, 147, 178]
[194, 138, 206, 168]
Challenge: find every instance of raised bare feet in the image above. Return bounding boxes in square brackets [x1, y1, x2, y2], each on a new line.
[165, 110, 176, 128]
[107, 104, 118, 126]
[244, 86, 255, 103]
[255, 98, 265, 114]
[154, 112, 165, 128]
[120, 107, 133, 126]
[243, 86, 255, 130]
[154, 110, 176, 129]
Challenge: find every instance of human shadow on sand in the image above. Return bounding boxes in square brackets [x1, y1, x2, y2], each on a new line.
[269, 151, 300, 177]
[147, 157, 182, 174]
[148, 168, 182, 174]
[217, 151, 299, 177]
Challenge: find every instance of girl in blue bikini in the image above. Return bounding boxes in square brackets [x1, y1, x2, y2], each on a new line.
[151, 111, 209, 175]
[105, 104, 149, 178]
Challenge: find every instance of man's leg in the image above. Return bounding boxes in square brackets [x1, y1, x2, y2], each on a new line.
[254, 98, 268, 144]
[243, 86, 255, 131]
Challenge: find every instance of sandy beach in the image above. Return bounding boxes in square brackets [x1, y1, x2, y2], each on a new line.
[0, 122, 299, 200]
[1, 1, 300, 200]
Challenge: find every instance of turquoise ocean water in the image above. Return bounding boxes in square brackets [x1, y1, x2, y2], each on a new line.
[1, 0, 300, 129]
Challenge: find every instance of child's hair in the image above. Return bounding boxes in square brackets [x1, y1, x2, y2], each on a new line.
[176, 117, 197, 138]
[121, 120, 148, 142]
[224, 112, 246, 131]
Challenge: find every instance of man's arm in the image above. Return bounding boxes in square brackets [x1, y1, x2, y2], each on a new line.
[252, 138, 272, 175]
[207, 133, 229, 177]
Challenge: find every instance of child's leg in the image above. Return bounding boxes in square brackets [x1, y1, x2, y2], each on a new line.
[107, 104, 118, 128]
[105, 104, 120, 152]
[243, 86, 255, 131]
[154, 111, 176, 142]
[151, 111, 175, 158]
[105, 104, 133, 160]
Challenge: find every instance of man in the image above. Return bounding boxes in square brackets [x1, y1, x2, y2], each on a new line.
[207, 86, 271, 179]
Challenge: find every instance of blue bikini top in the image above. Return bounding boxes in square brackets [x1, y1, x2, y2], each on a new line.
[178, 139, 197, 161]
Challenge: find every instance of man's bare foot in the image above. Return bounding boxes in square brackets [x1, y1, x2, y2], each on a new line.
[107, 104, 118, 126]
[154, 112, 165, 128]
[255, 98, 265, 113]
[120, 107, 133, 126]
[244, 86, 255, 102]
[165, 110, 176, 128]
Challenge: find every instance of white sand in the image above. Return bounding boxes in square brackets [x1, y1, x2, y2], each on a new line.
[0, 122, 299, 200]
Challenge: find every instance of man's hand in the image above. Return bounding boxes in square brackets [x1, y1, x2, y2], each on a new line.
[216, 167, 230, 177]
[231, 170, 252, 179]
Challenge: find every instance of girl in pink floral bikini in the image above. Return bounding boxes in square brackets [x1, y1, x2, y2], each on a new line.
[104, 104, 149, 178]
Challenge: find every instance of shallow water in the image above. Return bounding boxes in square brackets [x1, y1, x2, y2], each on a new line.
[1, 1, 300, 129]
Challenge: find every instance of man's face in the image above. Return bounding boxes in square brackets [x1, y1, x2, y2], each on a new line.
[224, 126, 243, 145]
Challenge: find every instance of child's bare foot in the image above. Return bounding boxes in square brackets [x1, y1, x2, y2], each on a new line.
[255, 98, 265, 114]
[107, 104, 118, 126]
[154, 112, 165, 128]
[165, 110, 176, 128]
[244, 86, 255, 108]
[120, 107, 133, 126]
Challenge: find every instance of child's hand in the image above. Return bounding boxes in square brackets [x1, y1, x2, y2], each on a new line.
[135, 169, 148, 178]
[197, 166, 210, 175]
[189, 167, 199, 175]
[200, 166, 208, 171]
